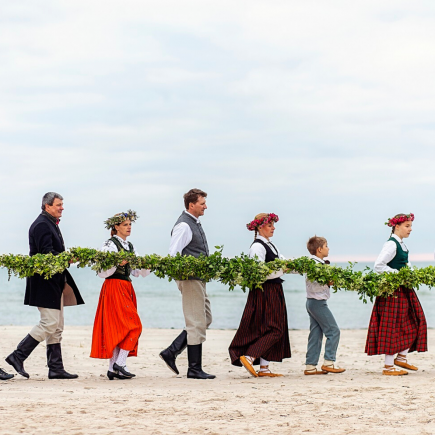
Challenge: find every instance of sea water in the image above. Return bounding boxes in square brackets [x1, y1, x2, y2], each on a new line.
[1, 262, 434, 329]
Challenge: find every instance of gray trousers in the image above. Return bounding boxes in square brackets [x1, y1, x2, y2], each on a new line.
[305, 298, 340, 365]
[29, 295, 64, 345]
[176, 280, 212, 345]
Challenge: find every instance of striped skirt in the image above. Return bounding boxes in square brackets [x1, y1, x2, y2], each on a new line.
[229, 281, 291, 366]
[365, 287, 427, 356]
[90, 279, 142, 359]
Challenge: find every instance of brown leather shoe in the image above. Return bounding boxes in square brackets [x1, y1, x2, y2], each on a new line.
[304, 368, 328, 375]
[258, 371, 284, 377]
[239, 356, 258, 378]
[383, 366, 408, 376]
[394, 358, 418, 371]
[321, 364, 345, 374]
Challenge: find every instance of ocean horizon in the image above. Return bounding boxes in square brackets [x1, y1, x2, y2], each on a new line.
[1, 261, 435, 330]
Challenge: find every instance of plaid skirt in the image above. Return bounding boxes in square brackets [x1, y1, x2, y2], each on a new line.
[365, 287, 427, 356]
[229, 281, 291, 366]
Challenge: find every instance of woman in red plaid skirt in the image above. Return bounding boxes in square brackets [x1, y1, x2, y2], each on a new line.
[229, 213, 291, 377]
[365, 213, 427, 376]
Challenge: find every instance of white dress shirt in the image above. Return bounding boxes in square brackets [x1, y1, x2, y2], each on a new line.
[374, 233, 411, 274]
[97, 235, 151, 279]
[168, 211, 200, 257]
[305, 255, 330, 300]
[249, 235, 286, 280]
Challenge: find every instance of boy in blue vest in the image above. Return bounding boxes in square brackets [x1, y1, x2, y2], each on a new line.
[304, 236, 345, 375]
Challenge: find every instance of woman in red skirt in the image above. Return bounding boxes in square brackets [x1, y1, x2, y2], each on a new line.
[90, 210, 150, 380]
[365, 213, 427, 376]
[229, 213, 291, 377]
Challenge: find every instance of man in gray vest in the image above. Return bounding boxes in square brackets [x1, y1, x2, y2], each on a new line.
[159, 188, 215, 379]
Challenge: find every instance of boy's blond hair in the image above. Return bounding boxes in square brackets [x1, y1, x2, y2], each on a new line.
[307, 236, 327, 255]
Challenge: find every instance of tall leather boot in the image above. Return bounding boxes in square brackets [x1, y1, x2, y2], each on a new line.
[47, 343, 78, 379]
[187, 344, 216, 379]
[5, 334, 40, 378]
[159, 330, 187, 375]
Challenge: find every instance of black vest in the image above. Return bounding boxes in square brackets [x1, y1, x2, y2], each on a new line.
[105, 237, 134, 282]
[251, 239, 284, 284]
[172, 212, 209, 257]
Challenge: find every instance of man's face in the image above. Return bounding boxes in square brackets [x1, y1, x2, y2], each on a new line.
[189, 196, 207, 218]
[45, 198, 64, 219]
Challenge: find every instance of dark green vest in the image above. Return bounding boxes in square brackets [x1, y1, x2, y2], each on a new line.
[105, 237, 134, 282]
[386, 237, 408, 270]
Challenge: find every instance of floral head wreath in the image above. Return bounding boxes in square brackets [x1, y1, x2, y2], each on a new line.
[385, 213, 414, 228]
[246, 213, 279, 231]
[104, 210, 138, 229]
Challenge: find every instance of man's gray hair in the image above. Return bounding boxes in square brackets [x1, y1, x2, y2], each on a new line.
[41, 192, 64, 211]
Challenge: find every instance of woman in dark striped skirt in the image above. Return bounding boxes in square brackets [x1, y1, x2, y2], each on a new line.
[365, 213, 427, 376]
[229, 213, 291, 377]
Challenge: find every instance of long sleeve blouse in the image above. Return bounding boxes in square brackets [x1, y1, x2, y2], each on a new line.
[374, 233, 411, 274]
[97, 235, 151, 279]
[248, 235, 286, 280]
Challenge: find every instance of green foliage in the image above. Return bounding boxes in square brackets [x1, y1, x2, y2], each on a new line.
[0, 247, 432, 301]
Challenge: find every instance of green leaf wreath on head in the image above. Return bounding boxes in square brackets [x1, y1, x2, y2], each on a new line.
[104, 210, 138, 230]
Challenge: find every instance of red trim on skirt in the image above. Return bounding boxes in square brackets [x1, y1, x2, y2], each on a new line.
[90, 279, 142, 359]
[365, 287, 427, 356]
[229, 282, 291, 366]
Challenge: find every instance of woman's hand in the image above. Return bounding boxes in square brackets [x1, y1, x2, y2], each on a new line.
[119, 260, 128, 266]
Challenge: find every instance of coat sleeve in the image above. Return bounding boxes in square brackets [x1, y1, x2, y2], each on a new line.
[33, 222, 60, 255]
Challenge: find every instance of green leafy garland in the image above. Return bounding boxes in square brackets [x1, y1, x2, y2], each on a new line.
[1, 247, 434, 303]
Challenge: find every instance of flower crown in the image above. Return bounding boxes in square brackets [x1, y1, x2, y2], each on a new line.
[104, 210, 138, 229]
[246, 213, 279, 231]
[385, 213, 414, 228]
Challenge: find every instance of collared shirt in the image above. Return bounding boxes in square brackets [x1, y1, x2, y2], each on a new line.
[249, 235, 286, 280]
[41, 210, 59, 225]
[168, 211, 201, 257]
[374, 233, 411, 274]
[305, 254, 330, 300]
[97, 235, 151, 279]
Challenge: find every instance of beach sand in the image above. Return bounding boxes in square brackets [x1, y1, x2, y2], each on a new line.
[1, 327, 435, 434]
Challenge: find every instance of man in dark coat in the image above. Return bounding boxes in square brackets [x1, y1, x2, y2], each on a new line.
[5, 192, 84, 379]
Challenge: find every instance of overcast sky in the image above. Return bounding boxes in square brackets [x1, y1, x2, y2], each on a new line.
[1, 1, 435, 262]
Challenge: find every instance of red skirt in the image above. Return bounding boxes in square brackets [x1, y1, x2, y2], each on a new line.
[229, 282, 291, 366]
[365, 287, 427, 356]
[90, 279, 142, 359]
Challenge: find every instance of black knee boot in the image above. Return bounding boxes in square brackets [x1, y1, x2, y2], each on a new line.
[187, 344, 215, 379]
[159, 330, 188, 375]
[5, 334, 40, 378]
[47, 343, 78, 379]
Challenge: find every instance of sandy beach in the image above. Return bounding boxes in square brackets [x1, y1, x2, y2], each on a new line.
[1, 327, 435, 435]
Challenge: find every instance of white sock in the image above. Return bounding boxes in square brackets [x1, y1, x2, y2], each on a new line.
[385, 354, 395, 366]
[260, 358, 269, 372]
[116, 349, 130, 367]
[109, 346, 120, 372]
[399, 348, 409, 357]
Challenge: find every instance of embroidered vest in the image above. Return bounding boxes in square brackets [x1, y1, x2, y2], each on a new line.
[105, 237, 134, 282]
[251, 239, 284, 284]
[386, 237, 408, 271]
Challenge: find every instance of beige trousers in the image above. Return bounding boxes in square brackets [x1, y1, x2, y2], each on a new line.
[176, 280, 212, 345]
[29, 295, 64, 345]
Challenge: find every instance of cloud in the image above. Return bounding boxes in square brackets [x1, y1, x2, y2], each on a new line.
[1, 1, 435, 260]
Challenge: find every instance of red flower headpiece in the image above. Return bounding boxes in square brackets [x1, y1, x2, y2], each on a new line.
[385, 213, 414, 228]
[246, 213, 279, 231]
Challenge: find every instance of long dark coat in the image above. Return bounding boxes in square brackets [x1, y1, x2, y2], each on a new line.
[24, 214, 84, 310]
